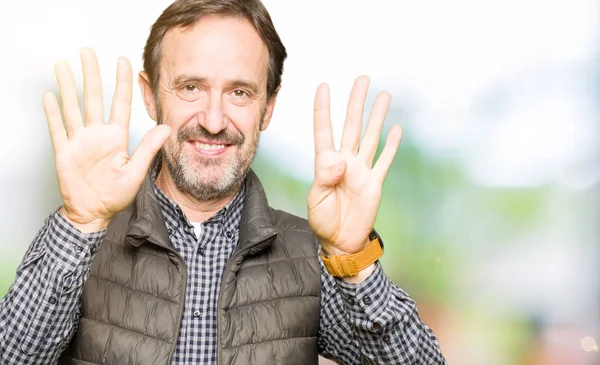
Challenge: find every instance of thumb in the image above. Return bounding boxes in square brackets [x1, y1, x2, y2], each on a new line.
[129, 124, 172, 177]
[314, 160, 346, 189]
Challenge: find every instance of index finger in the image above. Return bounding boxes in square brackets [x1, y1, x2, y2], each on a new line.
[81, 48, 104, 125]
[43, 92, 68, 153]
[313, 83, 334, 155]
[340, 75, 370, 153]
[108, 57, 133, 127]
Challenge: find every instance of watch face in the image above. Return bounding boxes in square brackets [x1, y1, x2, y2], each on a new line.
[369, 229, 384, 250]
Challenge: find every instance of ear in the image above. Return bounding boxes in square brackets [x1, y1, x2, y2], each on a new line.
[138, 71, 159, 122]
[260, 86, 280, 131]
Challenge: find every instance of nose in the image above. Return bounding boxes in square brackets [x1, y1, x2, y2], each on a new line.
[197, 92, 228, 134]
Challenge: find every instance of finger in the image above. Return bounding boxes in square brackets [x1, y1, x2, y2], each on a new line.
[373, 125, 403, 182]
[81, 48, 104, 125]
[55, 60, 83, 137]
[340, 75, 370, 153]
[358, 91, 391, 166]
[129, 124, 171, 177]
[43, 92, 67, 152]
[315, 159, 346, 188]
[109, 57, 133, 127]
[313, 83, 335, 155]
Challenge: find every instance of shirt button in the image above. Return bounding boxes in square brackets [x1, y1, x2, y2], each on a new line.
[225, 231, 233, 239]
[363, 296, 372, 305]
[49, 296, 58, 305]
[346, 296, 355, 306]
[193, 310, 201, 318]
[74, 245, 83, 253]
[382, 334, 391, 344]
[198, 247, 205, 255]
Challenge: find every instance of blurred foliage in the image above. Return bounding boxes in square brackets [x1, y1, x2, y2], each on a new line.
[0, 133, 549, 302]
[0, 132, 553, 364]
[253, 135, 548, 307]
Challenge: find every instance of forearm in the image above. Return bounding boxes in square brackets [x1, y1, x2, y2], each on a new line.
[319, 261, 446, 364]
[0, 209, 105, 365]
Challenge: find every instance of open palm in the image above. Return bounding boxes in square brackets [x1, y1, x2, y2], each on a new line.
[307, 76, 402, 255]
[45, 49, 171, 231]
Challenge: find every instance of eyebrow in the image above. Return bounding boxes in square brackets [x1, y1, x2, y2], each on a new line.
[228, 80, 260, 94]
[172, 75, 260, 94]
[172, 75, 207, 86]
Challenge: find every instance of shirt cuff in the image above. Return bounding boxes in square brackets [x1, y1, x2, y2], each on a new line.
[335, 262, 396, 330]
[43, 208, 107, 272]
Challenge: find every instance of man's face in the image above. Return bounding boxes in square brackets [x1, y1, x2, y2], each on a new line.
[143, 15, 275, 201]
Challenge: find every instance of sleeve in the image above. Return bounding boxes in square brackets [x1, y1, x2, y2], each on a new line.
[0, 209, 106, 365]
[318, 258, 446, 364]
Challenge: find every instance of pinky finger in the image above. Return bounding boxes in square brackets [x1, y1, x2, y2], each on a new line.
[43, 92, 68, 152]
[372, 125, 403, 182]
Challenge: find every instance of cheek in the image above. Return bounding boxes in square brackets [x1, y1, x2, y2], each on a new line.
[225, 105, 262, 138]
[162, 98, 199, 128]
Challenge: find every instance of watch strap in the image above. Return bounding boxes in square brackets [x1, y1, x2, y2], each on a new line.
[321, 236, 383, 277]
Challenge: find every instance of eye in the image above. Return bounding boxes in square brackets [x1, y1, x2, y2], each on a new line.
[177, 84, 203, 102]
[232, 90, 248, 98]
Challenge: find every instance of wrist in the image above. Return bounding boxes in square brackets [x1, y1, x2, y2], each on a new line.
[341, 262, 376, 284]
[320, 236, 370, 256]
[59, 206, 111, 233]
[321, 230, 383, 278]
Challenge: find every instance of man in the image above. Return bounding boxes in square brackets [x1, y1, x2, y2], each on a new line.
[0, 0, 445, 364]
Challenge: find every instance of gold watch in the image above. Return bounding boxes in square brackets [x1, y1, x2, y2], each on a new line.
[321, 230, 384, 277]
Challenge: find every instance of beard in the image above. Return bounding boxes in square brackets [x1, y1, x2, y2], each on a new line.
[160, 120, 261, 202]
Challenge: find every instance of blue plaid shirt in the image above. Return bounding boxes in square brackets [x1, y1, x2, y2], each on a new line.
[0, 173, 445, 364]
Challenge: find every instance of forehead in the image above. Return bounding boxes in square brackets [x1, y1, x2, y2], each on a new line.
[161, 15, 270, 85]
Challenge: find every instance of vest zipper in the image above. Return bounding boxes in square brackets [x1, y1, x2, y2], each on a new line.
[146, 238, 188, 365]
[216, 234, 277, 365]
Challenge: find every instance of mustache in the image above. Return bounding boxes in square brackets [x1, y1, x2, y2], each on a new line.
[177, 125, 244, 145]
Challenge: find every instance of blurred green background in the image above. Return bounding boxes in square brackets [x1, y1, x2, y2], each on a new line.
[1, 0, 599, 364]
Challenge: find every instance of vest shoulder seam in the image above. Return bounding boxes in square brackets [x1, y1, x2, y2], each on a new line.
[89, 274, 179, 305]
[223, 335, 316, 350]
[239, 255, 316, 269]
[271, 223, 320, 250]
[227, 294, 319, 311]
[275, 226, 314, 235]
[58, 356, 98, 365]
[104, 239, 173, 264]
[79, 316, 174, 344]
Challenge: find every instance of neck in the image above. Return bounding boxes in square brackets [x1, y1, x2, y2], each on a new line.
[155, 163, 239, 223]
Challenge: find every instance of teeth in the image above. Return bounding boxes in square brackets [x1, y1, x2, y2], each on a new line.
[195, 142, 225, 151]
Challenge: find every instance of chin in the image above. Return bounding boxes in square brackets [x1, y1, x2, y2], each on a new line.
[164, 140, 256, 201]
[185, 161, 242, 193]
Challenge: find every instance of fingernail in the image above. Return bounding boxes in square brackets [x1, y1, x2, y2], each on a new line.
[332, 162, 344, 173]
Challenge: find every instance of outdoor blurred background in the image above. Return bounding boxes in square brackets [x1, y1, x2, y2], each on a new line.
[1, 0, 598, 364]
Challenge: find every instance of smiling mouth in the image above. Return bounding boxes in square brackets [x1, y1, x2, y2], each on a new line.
[195, 142, 227, 150]
[188, 140, 233, 156]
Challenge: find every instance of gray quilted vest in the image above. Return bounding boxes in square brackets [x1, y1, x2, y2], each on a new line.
[58, 170, 321, 365]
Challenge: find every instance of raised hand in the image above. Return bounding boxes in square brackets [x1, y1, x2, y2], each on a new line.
[307, 76, 402, 256]
[44, 48, 171, 232]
